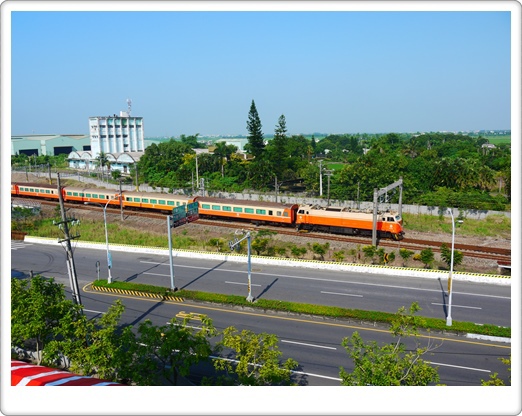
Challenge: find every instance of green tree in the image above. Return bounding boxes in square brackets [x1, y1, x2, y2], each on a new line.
[11, 276, 83, 365]
[245, 99, 265, 159]
[290, 245, 307, 258]
[340, 302, 440, 386]
[481, 356, 511, 386]
[180, 133, 204, 148]
[212, 326, 298, 386]
[311, 242, 330, 261]
[267, 114, 289, 179]
[439, 243, 464, 270]
[45, 300, 128, 381]
[399, 248, 415, 267]
[419, 248, 435, 268]
[252, 237, 270, 255]
[333, 250, 345, 262]
[120, 314, 216, 386]
[362, 245, 377, 264]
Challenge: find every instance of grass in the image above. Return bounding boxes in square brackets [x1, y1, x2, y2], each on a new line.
[403, 213, 510, 239]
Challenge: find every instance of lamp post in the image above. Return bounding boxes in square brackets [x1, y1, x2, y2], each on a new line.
[228, 230, 254, 302]
[103, 198, 113, 283]
[446, 208, 458, 326]
[85, 198, 115, 283]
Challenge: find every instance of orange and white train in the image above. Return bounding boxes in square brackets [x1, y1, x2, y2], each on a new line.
[11, 182, 404, 240]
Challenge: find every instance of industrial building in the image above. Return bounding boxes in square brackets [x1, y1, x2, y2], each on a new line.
[11, 134, 91, 157]
[89, 111, 145, 156]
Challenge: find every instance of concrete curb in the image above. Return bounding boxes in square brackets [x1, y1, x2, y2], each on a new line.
[89, 284, 184, 302]
[25, 236, 510, 286]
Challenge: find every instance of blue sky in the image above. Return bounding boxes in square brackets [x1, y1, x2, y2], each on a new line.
[9, 6, 513, 137]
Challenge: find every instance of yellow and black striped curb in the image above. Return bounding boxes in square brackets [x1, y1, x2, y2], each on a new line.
[90, 284, 184, 302]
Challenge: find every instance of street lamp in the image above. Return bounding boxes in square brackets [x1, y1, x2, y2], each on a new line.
[228, 230, 254, 302]
[103, 197, 114, 283]
[85, 197, 117, 284]
[446, 208, 463, 326]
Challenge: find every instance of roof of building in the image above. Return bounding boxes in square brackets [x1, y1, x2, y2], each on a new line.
[12, 134, 89, 141]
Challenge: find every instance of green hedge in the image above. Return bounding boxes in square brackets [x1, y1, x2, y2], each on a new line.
[91, 280, 511, 338]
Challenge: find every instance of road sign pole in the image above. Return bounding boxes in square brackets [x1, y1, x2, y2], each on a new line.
[167, 215, 177, 291]
[246, 232, 253, 302]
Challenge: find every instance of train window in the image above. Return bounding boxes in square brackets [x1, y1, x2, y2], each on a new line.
[126, 197, 131, 201]
[277, 211, 281, 216]
[283, 212, 289, 217]
[256, 209, 266, 215]
[223, 206, 231, 211]
[87, 193, 92, 197]
[66, 191, 71, 196]
[142, 198, 149, 203]
[150, 199, 157, 204]
[202, 204, 211, 209]
[167, 201, 174, 206]
[212, 205, 221, 210]
[80, 193, 84, 197]
[73, 192, 78, 197]
[159, 200, 166, 205]
[245, 208, 254, 214]
[268, 210, 273, 216]
[387, 217, 394, 222]
[92, 194, 98, 198]
[133, 197, 140, 202]
[46, 190, 50, 194]
[233, 207, 243, 212]
[298, 209, 304, 214]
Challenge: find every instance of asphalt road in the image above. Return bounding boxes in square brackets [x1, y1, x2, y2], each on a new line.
[77, 283, 511, 387]
[11, 240, 512, 327]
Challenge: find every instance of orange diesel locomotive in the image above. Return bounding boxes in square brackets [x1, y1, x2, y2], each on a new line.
[296, 204, 404, 240]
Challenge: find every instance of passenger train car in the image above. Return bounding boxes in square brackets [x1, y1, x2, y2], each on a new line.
[196, 197, 297, 225]
[11, 182, 404, 240]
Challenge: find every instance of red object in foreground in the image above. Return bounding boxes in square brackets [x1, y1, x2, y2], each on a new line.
[11, 360, 124, 386]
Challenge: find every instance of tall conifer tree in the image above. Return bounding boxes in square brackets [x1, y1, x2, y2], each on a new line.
[246, 100, 265, 159]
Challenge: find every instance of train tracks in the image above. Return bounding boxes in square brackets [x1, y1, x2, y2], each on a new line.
[29, 199, 512, 263]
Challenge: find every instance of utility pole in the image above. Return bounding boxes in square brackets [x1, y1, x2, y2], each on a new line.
[200, 177, 205, 197]
[119, 179, 123, 221]
[56, 173, 82, 306]
[319, 160, 323, 196]
[372, 177, 404, 246]
[325, 169, 333, 206]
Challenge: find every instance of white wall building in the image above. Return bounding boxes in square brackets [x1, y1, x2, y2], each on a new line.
[89, 111, 144, 157]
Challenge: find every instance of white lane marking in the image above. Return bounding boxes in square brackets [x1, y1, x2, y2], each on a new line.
[281, 339, 337, 350]
[431, 302, 482, 310]
[321, 291, 363, 298]
[11, 242, 33, 250]
[139, 261, 510, 300]
[225, 281, 262, 287]
[428, 361, 491, 373]
[209, 355, 342, 381]
[83, 309, 106, 314]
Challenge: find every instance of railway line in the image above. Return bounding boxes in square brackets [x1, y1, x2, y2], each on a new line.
[29, 199, 511, 264]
